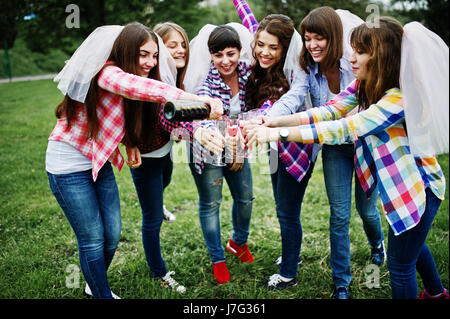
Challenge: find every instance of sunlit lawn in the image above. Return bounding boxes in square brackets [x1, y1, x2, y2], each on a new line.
[0, 79, 448, 300]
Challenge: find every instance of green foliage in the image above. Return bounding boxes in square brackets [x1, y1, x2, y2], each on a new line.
[0, 37, 69, 78]
[145, 0, 212, 40]
[0, 0, 27, 49]
[16, 0, 151, 54]
[10, 0, 208, 54]
[3, 0, 448, 78]
[206, 0, 268, 26]
[0, 80, 448, 300]
[258, 0, 388, 27]
[390, 0, 449, 44]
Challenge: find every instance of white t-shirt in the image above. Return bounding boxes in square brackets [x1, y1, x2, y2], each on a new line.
[140, 140, 173, 158]
[328, 88, 337, 101]
[229, 94, 241, 116]
[46, 139, 173, 175]
[46, 140, 92, 174]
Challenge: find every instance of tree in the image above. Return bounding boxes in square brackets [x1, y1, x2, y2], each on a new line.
[0, 0, 27, 49]
[263, 0, 388, 27]
[18, 0, 150, 53]
[11, 0, 208, 54]
[390, 0, 449, 44]
[144, 0, 211, 40]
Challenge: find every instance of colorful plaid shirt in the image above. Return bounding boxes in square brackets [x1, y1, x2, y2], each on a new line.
[297, 80, 446, 235]
[48, 64, 183, 180]
[267, 58, 355, 182]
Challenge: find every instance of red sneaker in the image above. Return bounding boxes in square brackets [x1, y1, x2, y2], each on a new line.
[212, 261, 230, 284]
[226, 239, 254, 263]
[418, 288, 449, 299]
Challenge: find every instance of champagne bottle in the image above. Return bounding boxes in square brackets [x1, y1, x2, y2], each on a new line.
[163, 100, 211, 121]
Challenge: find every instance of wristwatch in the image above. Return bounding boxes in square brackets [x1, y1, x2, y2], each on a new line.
[279, 127, 289, 142]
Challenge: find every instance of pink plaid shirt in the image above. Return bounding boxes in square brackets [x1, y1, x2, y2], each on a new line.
[48, 64, 183, 181]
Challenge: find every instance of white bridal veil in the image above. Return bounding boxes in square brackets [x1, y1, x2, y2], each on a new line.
[401, 22, 449, 156]
[54, 25, 178, 102]
[156, 33, 178, 87]
[335, 9, 364, 61]
[183, 22, 254, 94]
[54, 25, 124, 103]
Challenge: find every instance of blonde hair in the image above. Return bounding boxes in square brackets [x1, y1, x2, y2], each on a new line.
[153, 22, 190, 89]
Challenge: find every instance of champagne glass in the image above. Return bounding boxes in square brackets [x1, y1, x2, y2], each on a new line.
[238, 109, 268, 158]
[224, 118, 244, 163]
[209, 120, 226, 167]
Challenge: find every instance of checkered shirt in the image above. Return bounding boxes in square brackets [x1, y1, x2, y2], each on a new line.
[48, 64, 183, 180]
[298, 80, 446, 235]
[235, 0, 329, 182]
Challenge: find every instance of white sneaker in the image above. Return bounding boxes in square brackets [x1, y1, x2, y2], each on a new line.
[163, 206, 176, 222]
[84, 283, 121, 299]
[160, 271, 186, 294]
[264, 273, 297, 290]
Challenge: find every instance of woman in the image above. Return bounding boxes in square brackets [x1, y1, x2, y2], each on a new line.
[246, 17, 448, 299]
[184, 24, 255, 284]
[234, 0, 319, 291]
[118, 23, 224, 295]
[153, 22, 189, 90]
[151, 22, 190, 222]
[236, 1, 385, 297]
[46, 22, 222, 298]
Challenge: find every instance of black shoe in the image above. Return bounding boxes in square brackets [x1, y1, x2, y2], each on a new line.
[333, 286, 350, 299]
[371, 241, 385, 266]
[264, 274, 297, 290]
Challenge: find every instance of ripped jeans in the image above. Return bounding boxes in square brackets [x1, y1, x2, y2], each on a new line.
[189, 159, 254, 263]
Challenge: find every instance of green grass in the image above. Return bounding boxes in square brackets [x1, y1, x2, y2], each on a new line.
[0, 79, 448, 299]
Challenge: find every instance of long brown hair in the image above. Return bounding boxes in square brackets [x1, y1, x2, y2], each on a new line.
[54, 22, 161, 145]
[299, 6, 343, 74]
[153, 22, 190, 90]
[55, 65, 102, 140]
[350, 17, 403, 109]
[109, 22, 162, 147]
[245, 14, 294, 110]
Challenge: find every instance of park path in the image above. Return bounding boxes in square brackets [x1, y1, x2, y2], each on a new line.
[0, 74, 57, 84]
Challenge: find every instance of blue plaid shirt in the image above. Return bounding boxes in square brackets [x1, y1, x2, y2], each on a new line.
[235, 0, 356, 182]
[265, 58, 356, 181]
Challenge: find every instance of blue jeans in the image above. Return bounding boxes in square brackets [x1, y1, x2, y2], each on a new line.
[47, 162, 121, 299]
[130, 154, 173, 277]
[189, 159, 254, 263]
[322, 144, 384, 288]
[387, 187, 444, 299]
[270, 154, 314, 279]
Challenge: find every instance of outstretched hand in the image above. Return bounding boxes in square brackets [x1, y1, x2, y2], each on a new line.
[246, 126, 280, 147]
[194, 127, 225, 155]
